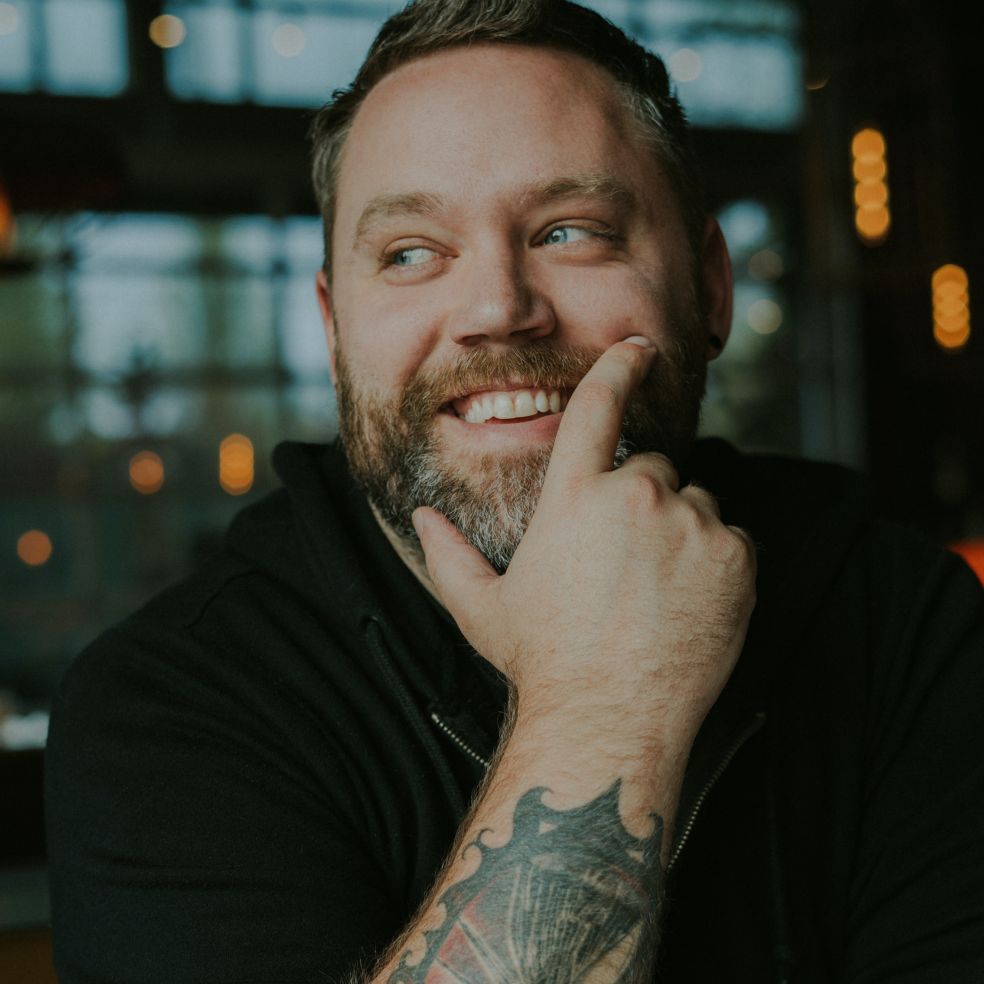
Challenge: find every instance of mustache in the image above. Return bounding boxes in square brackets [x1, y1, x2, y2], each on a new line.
[400, 342, 617, 419]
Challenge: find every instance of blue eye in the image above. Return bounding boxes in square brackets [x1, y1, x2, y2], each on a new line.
[543, 226, 594, 245]
[392, 247, 433, 266]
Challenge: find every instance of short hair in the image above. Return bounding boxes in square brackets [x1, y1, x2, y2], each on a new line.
[309, 0, 705, 279]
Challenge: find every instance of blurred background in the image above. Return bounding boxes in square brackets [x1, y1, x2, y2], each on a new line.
[0, 0, 982, 969]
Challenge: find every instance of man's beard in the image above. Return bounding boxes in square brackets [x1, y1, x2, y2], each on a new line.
[335, 302, 707, 574]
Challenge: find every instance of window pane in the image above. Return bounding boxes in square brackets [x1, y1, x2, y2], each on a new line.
[250, 10, 379, 106]
[164, 2, 243, 102]
[0, 0, 32, 91]
[44, 0, 128, 96]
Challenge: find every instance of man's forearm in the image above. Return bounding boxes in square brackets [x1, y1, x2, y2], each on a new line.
[371, 703, 688, 984]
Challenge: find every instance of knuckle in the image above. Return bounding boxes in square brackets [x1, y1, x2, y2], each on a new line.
[719, 527, 756, 570]
[620, 471, 664, 511]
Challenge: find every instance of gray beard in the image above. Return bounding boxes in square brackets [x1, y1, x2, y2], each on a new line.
[388, 429, 634, 574]
[334, 342, 704, 575]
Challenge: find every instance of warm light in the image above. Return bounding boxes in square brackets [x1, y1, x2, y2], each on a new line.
[17, 530, 52, 567]
[272, 23, 305, 57]
[149, 14, 186, 48]
[932, 264, 970, 352]
[220, 434, 254, 495]
[0, 180, 16, 258]
[805, 75, 828, 91]
[748, 249, 783, 283]
[668, 48, 702, 83]
[0, 2, 19, 36]
[747, 299, 783, 334]
[950, 541, 984, 587]
[852, 128, 890, 245]
[130, 451, 165, 494]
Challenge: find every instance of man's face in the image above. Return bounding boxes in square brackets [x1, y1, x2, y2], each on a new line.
[318, 44, 730, 570]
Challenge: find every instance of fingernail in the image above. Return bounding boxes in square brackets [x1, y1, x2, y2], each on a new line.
[622, 335, 654, 349]
[412, 509, 423, 537]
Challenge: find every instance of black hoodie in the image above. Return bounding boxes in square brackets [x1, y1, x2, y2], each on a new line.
[45, 438, 984, 983]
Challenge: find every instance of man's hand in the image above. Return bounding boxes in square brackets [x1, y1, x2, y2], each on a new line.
[414, 337, 757, 768]
[376, 337, 756, 984]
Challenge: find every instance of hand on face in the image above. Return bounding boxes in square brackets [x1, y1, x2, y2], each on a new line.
[413, 336, 757, 751]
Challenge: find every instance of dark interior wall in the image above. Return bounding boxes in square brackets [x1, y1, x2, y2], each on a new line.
[799, 0, 983, 541]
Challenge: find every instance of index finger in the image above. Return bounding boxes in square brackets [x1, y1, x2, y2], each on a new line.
[546, 336, 656, 485]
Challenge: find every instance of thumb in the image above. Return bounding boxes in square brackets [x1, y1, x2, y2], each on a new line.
[413, 507, 499, 626]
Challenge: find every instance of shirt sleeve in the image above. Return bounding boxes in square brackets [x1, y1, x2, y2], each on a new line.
[45, 619, 406, 984]
[842, 544, 984, 983]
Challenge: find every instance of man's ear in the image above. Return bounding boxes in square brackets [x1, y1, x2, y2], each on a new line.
[700, 215, 733, 361]
[315, 269, 338, 385]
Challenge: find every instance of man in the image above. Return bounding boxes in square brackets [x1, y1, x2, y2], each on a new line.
[45, 1, 984, 982]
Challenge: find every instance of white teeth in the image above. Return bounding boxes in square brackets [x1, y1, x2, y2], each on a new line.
[514, 392, 537, 417]
[493, 393, 516, 419]
[459, 388, 566, 422]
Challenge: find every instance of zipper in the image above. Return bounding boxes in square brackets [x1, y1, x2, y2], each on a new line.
[667, 711, 767, 872]
[430, 712, 490, 768]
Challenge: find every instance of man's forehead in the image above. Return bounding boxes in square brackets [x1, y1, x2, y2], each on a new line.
[334, 44, 651, 213]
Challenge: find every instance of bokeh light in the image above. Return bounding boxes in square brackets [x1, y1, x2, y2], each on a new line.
[748, 249, 783, 283]
[272, 23, 305, 58]
[932, 264, 970, 351]
[747, 298, 783, 334]
[129, 451, 165, 494]
[0, 179, 16, 258]
[220, 434, 254, 495]
[0, 2, 19, 36]
[17, 531, 52, 567]
[668, 48, 702, 83]
[149, 14, 187, 49]
[852, 128, 890, 245]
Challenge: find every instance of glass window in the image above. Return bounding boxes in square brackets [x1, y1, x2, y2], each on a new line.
[701, 198, 800, 452]
[0, 1, 33, 92]
[156, 0, 802, 130]
[0, 0, 128, 96]
[586, 0, 803, 130]
[0, 211, 332, 713]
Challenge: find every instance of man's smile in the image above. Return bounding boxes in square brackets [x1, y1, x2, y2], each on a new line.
[448, 386, 572, 423]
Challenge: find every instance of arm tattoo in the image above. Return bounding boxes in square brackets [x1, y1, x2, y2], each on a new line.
[387, 782, 664, 984]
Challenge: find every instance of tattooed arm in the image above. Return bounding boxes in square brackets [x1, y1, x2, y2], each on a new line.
[384, 780, 662, 984]
[374, 340, 756, 983]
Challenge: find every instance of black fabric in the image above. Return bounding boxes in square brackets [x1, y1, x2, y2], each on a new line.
[44, 439, 984, 983]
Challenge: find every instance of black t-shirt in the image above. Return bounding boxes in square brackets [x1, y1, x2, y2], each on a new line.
[44, 440, 984, 983]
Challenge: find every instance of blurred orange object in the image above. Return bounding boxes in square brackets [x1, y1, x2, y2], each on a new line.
[949, 540, 984, 585]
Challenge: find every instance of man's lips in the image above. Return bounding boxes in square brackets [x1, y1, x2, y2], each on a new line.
[448, 386, 572, 424]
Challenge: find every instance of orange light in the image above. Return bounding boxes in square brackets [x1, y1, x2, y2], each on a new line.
[130, 451, 165, 494]
[932, 264, 970, 352]
[950, 541, 984, 586]
[852, 128, 890, 245]
[0, 178, 16, 258]
[17, 530, 52, 567]
[220, 434, 254, 495]
[149, 13, 186, 48]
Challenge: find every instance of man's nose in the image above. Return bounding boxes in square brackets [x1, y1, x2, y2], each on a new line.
[446, 248, 556, 347]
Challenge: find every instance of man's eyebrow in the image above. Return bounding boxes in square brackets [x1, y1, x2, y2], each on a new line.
[524, 174, 636, 208]
[353, 192, 445, 248]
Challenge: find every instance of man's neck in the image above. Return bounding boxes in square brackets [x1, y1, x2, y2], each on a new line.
[368, 500, 446, 609]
